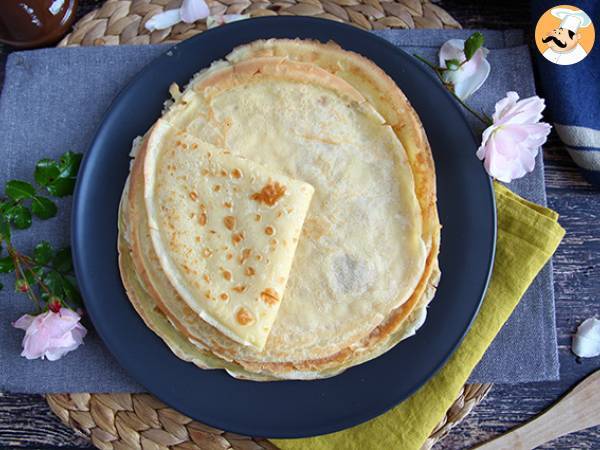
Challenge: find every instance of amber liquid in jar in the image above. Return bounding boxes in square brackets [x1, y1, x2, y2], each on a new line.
[0, 0, 78, 48]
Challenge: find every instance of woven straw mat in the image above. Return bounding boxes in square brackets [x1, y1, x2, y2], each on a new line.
[48, 1, 490, 449]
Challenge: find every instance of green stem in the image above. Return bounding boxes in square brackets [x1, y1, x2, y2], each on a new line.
[413, 54, 443, 74]
[17, 253, 53, 299]
[447, 88, 491, 126]
[414, 54, 492, 127]
[7, 244, 41, 312]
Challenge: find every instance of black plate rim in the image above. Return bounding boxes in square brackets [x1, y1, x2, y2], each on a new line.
[72, 16, 497, 438]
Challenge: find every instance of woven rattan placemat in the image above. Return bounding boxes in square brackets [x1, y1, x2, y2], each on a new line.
[47, 2, 491, 448]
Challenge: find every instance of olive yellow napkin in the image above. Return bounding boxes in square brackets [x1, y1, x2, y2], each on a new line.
[273, 182, 565, 450]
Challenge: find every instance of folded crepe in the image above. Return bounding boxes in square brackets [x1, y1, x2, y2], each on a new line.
[141, 120, 314, 349]
[118, 39, 440, 380]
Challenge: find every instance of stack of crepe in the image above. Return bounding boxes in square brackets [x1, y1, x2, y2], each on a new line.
[118, 39, 441, 380]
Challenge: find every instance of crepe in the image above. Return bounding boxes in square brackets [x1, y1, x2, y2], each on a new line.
[141, 120, 314, 349]
[118, 39, 440, 380]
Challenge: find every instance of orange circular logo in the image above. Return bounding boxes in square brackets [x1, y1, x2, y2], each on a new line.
[535, 5, 595, 65]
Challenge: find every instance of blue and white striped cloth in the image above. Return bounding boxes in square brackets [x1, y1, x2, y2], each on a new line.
[532, 0, 600, 186]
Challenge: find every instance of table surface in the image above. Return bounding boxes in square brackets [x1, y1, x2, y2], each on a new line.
[0, 1, 599, 449]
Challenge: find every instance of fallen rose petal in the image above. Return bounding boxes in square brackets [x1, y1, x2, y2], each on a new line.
[180, 0, 209, 23]
[145, 9, 182, 32]
[573, 317, 600, 358]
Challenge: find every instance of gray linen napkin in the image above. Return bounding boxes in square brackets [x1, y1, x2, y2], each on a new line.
[0, 29, 558, 393]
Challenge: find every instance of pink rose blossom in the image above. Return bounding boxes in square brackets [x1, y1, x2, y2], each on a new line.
[13, 308, 87, 361]
[438, 39, 490, 100]
[476, 92, 551, 183]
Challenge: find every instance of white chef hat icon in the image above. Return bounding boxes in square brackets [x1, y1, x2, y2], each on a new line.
[551, 7, 592, 33]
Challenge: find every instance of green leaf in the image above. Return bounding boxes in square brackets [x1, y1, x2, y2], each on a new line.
[52, 247, 73, 273]
[23, 266, 41, 286]
[43, 270, 63, 296]
[445, 58, 461, 70]
[0, 201, 11, 215]
[60, 274, 82, 309]
[34, 152, 82, 198]
[464, 32, 484, 61]
[5, 204, 32, 229]
[46, 177, 76, 197]
[0, 256, 14, 273]
[5, 180, 35, 201]
[58, 152, 82, 178]
[34, 241, 53, 265]
[0, 216, 10, 241]
[34, 159, 60, 187]
[31, 195, 57, 220]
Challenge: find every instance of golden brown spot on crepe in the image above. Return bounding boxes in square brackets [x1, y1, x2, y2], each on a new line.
[232, 285, 247, 293]
[221, 268, 232, 281]
[199, 213, 207, 226]
[224, 201, 232, 208]
[232, 231, 245, 245]
[223, 216, 236, 231]
[209, 230, 217, 234]
[235, 307, 253, 326]
[260, 288, 279, 306]
[202, 248, 212, 258]
[239, 248, 252, 264]
[213, 184, 221, 192]
[265, 226, 274, 236]
[191, 143, 198, 149]
[277, 276, 285, 284]
[195, 236, 201, 243]
[220, 293, 229, 301]
[250, 182, 286, 206]
[205, 290, 213, 300]
[255, 254, 263, 262]
[226, 252, 233, 260]
[245, 267, 256, 277]
[188, 191, 198, 201]
[203, 274, 211, 283]
[231, 168, 242, 179]
[182, 304, 195, 318]
[255, 214, 261, 222]
[202, 169, 210, 176]
[220, 169, 228, 177]
[270, 238, 278, 246]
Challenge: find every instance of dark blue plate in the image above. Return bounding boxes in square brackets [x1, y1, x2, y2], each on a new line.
[72, 17, 496, 439]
